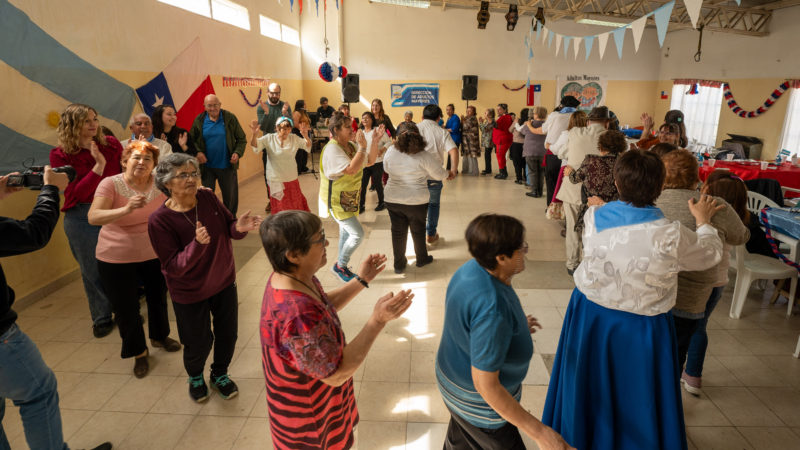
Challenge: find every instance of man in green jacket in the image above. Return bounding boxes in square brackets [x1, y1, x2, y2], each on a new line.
[190, 94, 247, 216]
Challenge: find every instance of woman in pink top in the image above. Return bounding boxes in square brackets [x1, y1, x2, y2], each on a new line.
[88, 140, 180, 378]
[50, 104, 122, 339]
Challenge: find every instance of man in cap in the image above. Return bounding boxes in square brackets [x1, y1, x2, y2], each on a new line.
[541, 96, 581, 207]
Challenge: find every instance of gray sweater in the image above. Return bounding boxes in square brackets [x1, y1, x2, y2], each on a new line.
[655, 189, 750, 316]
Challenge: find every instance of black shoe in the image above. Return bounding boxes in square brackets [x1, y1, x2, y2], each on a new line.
[299, 167, 309, 173]
[375, 203, 386, 212]
[416, 255, 434, 268]
[481, 170, 491, 176]
[526, 191, 539, 198]
[188, 375, 210, 403]
[133, 355, 149, 379]
[359, 206, 365, 214]
[566, 268, 575, 276]
[92, 321, 114, 339]
[515, 179, 524, 185]
[151, 337, 182, 352]
[89, 443, 113, 450]
[210, 373, 239, 399]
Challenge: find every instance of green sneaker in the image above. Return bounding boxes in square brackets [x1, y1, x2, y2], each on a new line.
[210, 373, 239, 400]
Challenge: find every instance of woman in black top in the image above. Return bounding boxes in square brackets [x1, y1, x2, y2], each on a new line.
[152, 105, 196, 156]
[371, 98, 396, 138]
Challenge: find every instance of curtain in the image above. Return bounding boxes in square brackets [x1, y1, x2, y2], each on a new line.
[671, 83, 723, 148]
[779, 88, 800, 156]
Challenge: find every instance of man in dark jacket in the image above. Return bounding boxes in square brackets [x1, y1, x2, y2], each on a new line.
[0, 167, 111, 450]
[190, 94, 247, 216]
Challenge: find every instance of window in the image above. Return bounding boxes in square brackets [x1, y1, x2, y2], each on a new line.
[670, 83, 723, 148]
[281, 25, 300, 47]
[211, 0, 250, 30]
[779, 87, 800, 156]
[259, 15, 282, 41]
[158, 0, 211, 17]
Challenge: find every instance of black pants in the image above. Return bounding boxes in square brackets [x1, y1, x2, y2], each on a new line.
[672, 315, 701, 376]
[483, 146, 494, 173]
[444, 408, 526, 450]
[261, 150, 268, 191]
[97, 259, 169, 359]
[510, 143, 525, 181]
[296, 149, 308, 173]
[386, 202, 428, 270]
[200, 166, 238, 217]
[544, 154, 561, 206]
[360, 162, 385, 209]
[525, 155, 545, 196]
[172, 283, 238, 377]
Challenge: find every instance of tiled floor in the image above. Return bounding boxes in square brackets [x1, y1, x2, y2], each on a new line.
[6, 171, 800, 449]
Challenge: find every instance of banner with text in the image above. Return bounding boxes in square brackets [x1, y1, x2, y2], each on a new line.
[556, 75, 608, 112]
[391, 83, 439, 107]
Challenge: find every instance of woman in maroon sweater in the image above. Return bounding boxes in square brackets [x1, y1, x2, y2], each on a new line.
[149, 152, 262, 403]
[492, 104, 514, 180]
[50, 103, 122, 338]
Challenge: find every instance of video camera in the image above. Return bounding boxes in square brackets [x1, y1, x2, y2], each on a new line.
[6, 166, 76, 190]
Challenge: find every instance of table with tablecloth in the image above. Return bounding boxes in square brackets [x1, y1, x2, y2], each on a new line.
[699, 160, 800, 191]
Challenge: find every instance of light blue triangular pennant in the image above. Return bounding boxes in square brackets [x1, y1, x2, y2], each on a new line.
[525, 34, 530, 48]
[612, 26, 626, 59]
[547, 30, 554, 48]
[535, 24, 541, 41]
[526, 77, 530, 90]
[584, 35, 595, 61]
[315, 0, 319, 15]
[563, 36, 572, 58]
[654, 1, 675, 47]
[529, 47, 534, 59]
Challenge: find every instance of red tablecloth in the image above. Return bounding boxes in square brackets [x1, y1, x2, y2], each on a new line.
[699, 161, 800, 192]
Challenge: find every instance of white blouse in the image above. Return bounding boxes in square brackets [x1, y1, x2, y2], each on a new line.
[574, 205, 723, 316]
[253, 133, 307, 200]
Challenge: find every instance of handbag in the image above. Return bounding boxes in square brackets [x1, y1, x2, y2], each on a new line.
[546, 201, 564, 220]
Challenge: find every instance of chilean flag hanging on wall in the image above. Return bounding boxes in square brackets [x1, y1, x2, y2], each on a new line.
[135, 38, 215, 130]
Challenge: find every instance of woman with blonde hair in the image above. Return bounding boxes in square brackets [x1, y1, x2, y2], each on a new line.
[371, 98, 396, 138]
[50, 103, 123, 338]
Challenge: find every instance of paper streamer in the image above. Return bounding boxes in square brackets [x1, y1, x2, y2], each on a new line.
[584, 35, 595, 61]
[655, 1, 675, 47]
[630, 15, 647, 52]
[612, 26, 626, 59]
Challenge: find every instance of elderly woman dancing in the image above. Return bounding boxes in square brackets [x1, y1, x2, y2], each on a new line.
[148, 153, 262, 402]
[89, 140, 180, 378]
[250, 116, 312, 214]
[259, 210, 413, 449]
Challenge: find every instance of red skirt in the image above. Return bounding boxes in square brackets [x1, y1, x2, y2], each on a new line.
[270, 179, 310, 214]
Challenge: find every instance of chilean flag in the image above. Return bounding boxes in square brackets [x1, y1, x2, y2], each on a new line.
[135, 38, 214, 130]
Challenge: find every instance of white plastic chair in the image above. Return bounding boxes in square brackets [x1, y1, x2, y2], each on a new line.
[747, 191, 800, 263]
[729, 245, 798, 319]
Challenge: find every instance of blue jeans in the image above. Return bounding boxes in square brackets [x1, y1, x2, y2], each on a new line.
[426, 180, 443, 237]
[63, 204, 113, 326]
[333, 215, 364, 267]
[0, 324, 67, 450]
[684, 286, 725, 377]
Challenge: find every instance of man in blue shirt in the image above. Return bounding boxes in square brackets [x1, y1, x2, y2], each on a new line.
[190, 94, 247, 216]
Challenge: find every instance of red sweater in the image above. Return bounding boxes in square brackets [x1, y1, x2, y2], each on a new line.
[49, 137, 123, 211]
[492, 114, 514, 148]
[147, 189, 247, 303]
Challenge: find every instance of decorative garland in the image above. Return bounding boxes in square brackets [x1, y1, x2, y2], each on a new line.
[723, 81, 790, 118]
[239, 88, 262, 107]
[503, 83, 526, 91]
[759, 207, 800, 272]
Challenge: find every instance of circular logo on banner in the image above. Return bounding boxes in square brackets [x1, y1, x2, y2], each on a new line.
[561, 82, 603, 111]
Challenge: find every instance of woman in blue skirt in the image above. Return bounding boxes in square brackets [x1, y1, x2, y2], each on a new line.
[543, 150, 725, 450]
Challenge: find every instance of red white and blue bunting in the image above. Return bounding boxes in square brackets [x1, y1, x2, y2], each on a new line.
[723, 81, 791, 118]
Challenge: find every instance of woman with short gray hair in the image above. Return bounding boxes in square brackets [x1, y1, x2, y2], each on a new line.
[148, 153, 263, 403]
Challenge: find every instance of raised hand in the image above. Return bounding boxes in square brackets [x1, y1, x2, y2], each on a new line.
[235, 210, 263, 233]
[371, 289, 414, 325]
[195, 221, 211, 244]
[250, 119, 260, 134]
[178, 132, 188, 150]
[126, 195, 146, 212]
[358, 253, 387, 283]
[527, 315, 542, 334]
[89, 141, 106, 166]
[355, 130, 367, 149]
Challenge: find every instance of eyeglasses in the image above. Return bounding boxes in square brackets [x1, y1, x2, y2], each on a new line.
[174, 171, 200, 180]
[519, 242, 529, 254]
[310, 230, 326, 245]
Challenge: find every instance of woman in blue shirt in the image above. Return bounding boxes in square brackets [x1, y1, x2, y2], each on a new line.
[436, 214, 572, 450]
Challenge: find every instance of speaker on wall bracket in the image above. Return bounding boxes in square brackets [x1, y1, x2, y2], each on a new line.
[462, 75, 478, 101]
[342, 74, 360, 103]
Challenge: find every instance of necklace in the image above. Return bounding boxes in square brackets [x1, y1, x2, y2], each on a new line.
[278, 272, 322, 302]
[168, 198, 198, 228]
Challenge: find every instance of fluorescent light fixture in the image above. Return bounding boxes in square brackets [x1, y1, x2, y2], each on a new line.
[369, 0, 430, 8]
[576, 14, 631, 28]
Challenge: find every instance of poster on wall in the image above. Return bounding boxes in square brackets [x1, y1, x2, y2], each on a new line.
[556, 75, 608, 111]
[391, 83, 439, 107]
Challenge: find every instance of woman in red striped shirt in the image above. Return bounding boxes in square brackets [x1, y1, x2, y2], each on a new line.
[259, 210, 413, 449]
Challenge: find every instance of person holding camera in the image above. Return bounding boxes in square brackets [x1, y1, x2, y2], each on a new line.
[50, 103, 123, 339]
[88, 140, 181, 379]
[0, 167, 112, 450]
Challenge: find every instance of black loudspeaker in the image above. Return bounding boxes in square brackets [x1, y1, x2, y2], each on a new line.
[342, 74, 360, 103]
[462, 75, 478, 100]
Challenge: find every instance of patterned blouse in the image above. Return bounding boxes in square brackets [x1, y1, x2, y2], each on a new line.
[461, 115, 481, 158]
[569, 153, 620, 234]
[479, 120, 495, 149]
[260, 275, 358, 450]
